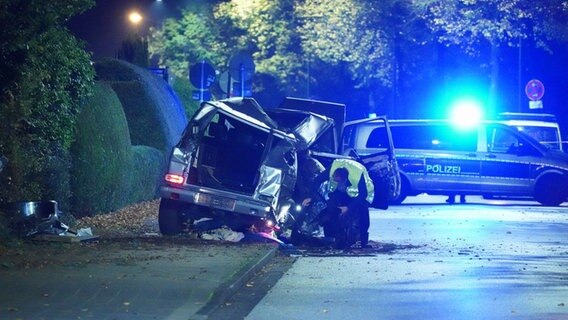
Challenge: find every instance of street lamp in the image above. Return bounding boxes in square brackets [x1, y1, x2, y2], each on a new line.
[128, 11, 143, 25]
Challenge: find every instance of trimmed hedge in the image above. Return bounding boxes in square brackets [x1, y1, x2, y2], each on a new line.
[171, 76, 201, 118]
[71, 83, 132, 216]
[71, 83, 164, 217]
[71, 59, 189, 217]
[95, 59, 187, 154]
[128, 145, 164, 203]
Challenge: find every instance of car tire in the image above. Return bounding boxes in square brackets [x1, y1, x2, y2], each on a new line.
[390, 177, 409, 205]
[535, 174, 568, 206]
[158, 198, 184, 235]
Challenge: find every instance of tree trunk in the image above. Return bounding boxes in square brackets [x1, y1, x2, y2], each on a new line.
[488, 41, 500, 118]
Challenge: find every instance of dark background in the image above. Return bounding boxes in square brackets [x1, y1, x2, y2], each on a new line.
[67, 1, 568, 133]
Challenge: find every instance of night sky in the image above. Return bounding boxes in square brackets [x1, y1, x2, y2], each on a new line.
[67, 0, 209, 59]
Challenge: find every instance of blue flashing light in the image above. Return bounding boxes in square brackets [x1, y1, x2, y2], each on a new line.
[450, 98, 483, 129]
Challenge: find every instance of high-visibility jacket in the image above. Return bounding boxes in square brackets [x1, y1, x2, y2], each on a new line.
[328, 159, 375, 204]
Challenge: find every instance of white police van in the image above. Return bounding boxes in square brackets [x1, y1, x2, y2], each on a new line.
[342, 119, 568, 206]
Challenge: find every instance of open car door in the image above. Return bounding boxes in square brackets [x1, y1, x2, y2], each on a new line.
[342, 117, 401, 209]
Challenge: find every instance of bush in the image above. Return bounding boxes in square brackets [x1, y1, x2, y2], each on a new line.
[71, 82, 167, 217]
[71, 83, 132, 217]
[95, 58, 187, 154]
[127, 146, 165, 203]
[171, 76, 201, 118]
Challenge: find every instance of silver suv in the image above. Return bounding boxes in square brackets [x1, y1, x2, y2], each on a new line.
[158, 97, 399, 235]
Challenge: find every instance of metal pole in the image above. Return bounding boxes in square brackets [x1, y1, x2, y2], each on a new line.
[518, 39, 522, 112]
[240, 63, 245, 97]
[200, 60, 205, 102]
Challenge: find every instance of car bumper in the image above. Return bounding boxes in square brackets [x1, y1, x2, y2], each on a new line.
[160, 185, 272, 219]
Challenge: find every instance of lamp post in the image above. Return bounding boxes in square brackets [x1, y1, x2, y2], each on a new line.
[120, 10, 149, 67]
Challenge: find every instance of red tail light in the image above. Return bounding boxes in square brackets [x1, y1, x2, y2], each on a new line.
[165, 174, 185, 185]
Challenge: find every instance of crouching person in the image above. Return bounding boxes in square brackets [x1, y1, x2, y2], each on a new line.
[304, 158, 375, 249]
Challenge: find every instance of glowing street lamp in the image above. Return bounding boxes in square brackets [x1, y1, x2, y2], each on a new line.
[128, 11, 143, 25]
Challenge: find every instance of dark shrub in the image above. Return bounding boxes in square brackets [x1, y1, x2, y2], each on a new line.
[95, 59, 187, 154]
[71, 83, 132, 217]
[127, 146, 165, 203]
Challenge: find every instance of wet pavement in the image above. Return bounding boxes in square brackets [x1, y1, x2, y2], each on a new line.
[245, 196, 568, 319]
[0, 238, 277, 320]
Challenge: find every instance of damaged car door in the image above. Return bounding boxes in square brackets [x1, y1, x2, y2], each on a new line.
[159, 98, 298, 235]
[275, 98, 401, 209]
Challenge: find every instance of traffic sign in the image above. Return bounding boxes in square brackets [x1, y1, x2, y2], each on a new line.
[525, 79, 545, 101]
[189, 61, 216, 89]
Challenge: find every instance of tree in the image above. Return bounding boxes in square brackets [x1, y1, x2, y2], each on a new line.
[148, 9, 232, 78]
[412, 0, 568, 115]
[0, 0, 95, 209]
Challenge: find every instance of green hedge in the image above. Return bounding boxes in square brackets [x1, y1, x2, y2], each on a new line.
[95, 59, 187, 154]
[110, 81, 168, 151]
[171, 76, 201, 118]
[128, 146, 164, 203]
[71, 83, 164, 217]
[71, 83, 132, 216]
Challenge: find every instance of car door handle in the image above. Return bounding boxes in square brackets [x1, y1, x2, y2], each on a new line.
[485, 154, 496, 159]
[466, 153, 477, 157]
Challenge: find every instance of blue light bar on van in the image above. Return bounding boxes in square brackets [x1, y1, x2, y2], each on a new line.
[450, 98, 483, 129]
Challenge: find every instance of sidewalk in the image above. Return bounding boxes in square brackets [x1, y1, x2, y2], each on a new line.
[0, 238, 278, 320]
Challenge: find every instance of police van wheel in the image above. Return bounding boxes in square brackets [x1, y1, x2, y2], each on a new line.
[390, 177, 409, 205]
[158, 198, 184, 235]
[535, 175, 567, 206]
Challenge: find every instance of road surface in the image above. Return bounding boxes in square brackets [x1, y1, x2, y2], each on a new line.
[244, 195, 568, 320]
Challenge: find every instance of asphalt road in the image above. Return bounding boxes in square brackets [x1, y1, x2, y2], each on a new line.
[245, 195, 568, 320]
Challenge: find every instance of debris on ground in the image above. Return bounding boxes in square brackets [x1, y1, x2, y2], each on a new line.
[76, 200, 160, 237]
[201, 227, 245, 242]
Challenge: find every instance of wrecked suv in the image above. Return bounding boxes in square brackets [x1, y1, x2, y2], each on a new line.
[158, 97, 399, 235]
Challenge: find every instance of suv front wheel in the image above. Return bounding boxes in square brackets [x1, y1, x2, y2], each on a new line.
[158, 198, 184, 235]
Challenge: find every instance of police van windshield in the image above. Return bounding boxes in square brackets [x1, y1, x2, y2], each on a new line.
[515, 126, 560, 151]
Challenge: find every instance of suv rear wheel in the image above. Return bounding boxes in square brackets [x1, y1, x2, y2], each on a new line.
[158, 198, 184, 235]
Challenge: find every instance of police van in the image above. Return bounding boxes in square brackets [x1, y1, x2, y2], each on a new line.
[342, 119, 568, 206]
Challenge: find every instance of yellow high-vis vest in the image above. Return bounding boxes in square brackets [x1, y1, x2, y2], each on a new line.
[328, 159, 375, 204]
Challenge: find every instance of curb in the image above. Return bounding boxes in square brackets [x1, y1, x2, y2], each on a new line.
[191, 245, 279, 319]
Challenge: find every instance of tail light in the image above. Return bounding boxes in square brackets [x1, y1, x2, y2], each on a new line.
[165, 174, 185, 185]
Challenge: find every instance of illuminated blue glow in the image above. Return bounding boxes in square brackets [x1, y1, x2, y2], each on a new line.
[450, 99, 483, 129]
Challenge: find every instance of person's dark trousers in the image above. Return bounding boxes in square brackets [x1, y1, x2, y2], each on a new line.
[349, 198, 370, 247]
[323, 191, 351, 246]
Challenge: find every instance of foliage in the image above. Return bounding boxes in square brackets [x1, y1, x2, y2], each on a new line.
[148, 10, 231, 78]
[71, 82, 166, 217]
[71, 83, 132, 216]
[414, 0, 530, 53]
[128, 146, 165, 204]
[95, 58, 188, 154]
[215, 0, 305, 93]
[147, 0, 568, 118]
[0, 0, 95, 210]
[296, 0, 392, 87]
[171, 76, 201, 118]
